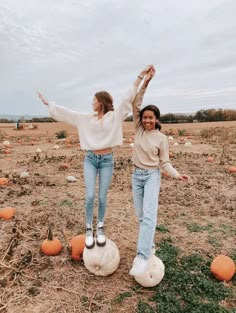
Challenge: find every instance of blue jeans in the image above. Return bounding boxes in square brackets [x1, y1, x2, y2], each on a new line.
[84, 151, 114, 226]
[132, 168, 161, 259]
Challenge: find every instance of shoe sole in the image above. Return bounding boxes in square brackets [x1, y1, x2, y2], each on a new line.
[85, 241, 95, 249]
[96, 240, 106, 247]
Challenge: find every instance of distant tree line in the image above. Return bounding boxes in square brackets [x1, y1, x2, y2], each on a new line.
[0, 109, 235, 123]
[125, 108, 236, 123]
[0, 117, 55, 123]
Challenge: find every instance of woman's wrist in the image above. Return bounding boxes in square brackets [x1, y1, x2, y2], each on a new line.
[137, 75, 144, 80]
[143, 80, 150, 87]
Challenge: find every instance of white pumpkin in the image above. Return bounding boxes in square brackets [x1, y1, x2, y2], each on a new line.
[3, 141, 10, 146]
[134, 255, 165, 287]
[66, 175, 77, 182]
[36, 148, 42, 153]
[83, 239, 120, 276]
[184, 141, 192, 147]
[53, 144, 60, 150]
[20, 171, 29, 178]
[173, 142, 179, 146]
[168, 136, 174, 141]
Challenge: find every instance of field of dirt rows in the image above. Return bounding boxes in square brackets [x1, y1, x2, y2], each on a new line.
[0, 121, 236, 313]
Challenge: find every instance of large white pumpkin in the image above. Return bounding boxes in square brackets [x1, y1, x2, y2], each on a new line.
[83, 239, 120, 276]
[134, 255, 165, 287]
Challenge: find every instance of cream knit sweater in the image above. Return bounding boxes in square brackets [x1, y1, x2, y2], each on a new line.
[132, 86, 180, 178]
[48, 86, 137, 150]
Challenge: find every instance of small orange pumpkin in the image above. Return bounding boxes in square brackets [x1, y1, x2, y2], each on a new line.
[58, 163, 70, 170]
[0, 178, 9, 186]
[0, 207, 16, 220]
[207, 157, 214, 162]
[228, 166, 236, 173]
[69, 234, 86, 261]
[210, 255, 235, 281]
[41, 227, 63, 256]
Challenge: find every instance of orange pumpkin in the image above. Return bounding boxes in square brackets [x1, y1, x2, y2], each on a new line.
[228, 166, 236, 173]
[0, 207, 16, 220]
[0, 178, 8, 186]
[207, 157, 214, 162]
[41, 227, 63, 256]
[69, 234, 86, 261]
[210, 255, 235, 281]
[58, 163, 70, 170]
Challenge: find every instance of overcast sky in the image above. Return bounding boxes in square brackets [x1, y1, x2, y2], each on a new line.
[0, 0, 236, 116]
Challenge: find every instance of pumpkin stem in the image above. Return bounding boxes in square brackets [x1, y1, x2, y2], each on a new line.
[47, 226, 53, 241]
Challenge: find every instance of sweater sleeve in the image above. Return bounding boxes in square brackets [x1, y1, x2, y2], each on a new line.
[48, 101, 85, 128]
[159, 136, 180, 178]
[132, 86, 147, 128]
[115, 85, 138, 121]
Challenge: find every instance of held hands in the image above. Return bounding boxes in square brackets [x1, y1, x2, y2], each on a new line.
[139, 65, 154, 78]
[36, 91, 49, 106]
[137, 65, 156, 88]
[144, 66, 155, 83]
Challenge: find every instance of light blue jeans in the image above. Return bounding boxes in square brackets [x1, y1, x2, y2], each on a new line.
[132, 167, 161, 259]
[84, 151, 114, 226]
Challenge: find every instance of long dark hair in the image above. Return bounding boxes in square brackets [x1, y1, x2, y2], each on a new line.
[136, 105, 162, 131]
[94, 91, 114, 115]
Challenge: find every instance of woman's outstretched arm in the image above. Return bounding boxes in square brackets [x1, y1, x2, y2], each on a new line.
[36, 91, 86, 128]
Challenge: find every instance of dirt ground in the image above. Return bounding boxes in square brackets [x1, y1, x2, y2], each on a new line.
[0, 121, 236, 313]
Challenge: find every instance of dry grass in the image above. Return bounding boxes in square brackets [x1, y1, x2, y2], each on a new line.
[0, 121, 236, 313]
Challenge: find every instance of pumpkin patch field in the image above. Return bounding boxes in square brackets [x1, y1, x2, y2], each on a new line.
[0, 121, 235, 313]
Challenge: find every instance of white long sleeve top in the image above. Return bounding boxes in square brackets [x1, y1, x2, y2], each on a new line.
[48, 86, 137, 150]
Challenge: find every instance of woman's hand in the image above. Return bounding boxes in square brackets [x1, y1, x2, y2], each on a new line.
[36, 91, 49, 106]
[134, 65, 155, 88]
[178, 174, 192, 182]
[144, 67, 155, 82]
[142, 67, 155, 87]
[139, 64, 154, 79]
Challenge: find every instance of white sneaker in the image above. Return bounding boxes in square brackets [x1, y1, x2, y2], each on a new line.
[96, 225, 106, 247]
[85, 225, 95, 249]
[129, 255, 149, 276]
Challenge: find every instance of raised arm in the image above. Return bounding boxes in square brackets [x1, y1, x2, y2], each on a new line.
[132, 67, 156, 127]
[115, 65, 154, 121]
[37, 91, 85, 128]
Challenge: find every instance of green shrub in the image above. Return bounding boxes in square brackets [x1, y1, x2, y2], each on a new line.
[55, 130, 67, 139]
